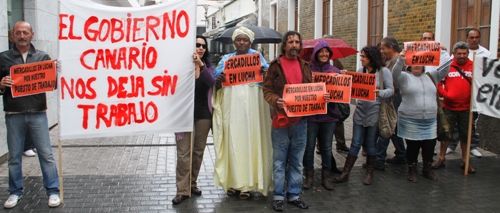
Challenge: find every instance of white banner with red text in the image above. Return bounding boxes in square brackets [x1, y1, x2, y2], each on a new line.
[58, 0, 196, 139]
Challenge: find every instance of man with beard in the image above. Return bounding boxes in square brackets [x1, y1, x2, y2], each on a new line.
[0, 21, 61, 209]
[446, 28, 491, 158]
[437, 41, 477, 174]
[263, 31, 311, 212]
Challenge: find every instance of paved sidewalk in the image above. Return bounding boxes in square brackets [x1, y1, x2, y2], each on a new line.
[0, 125, 498, 212]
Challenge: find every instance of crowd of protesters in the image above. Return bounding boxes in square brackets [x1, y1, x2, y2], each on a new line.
[171, 27, 493, 212]
[0, 20, 494, 211]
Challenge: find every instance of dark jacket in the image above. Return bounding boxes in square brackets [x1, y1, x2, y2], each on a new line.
[0, 44, 50, 112]
[263, 55, 312, 117]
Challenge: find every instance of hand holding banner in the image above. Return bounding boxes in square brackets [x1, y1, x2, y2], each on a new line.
[283, 82, 327, 117]
[312, 72, 352, 103]
[10, 60, 57, 98]
[222, 53, 262, 87]
[404, 41, 441, 66]
[345, 71, 376, 102]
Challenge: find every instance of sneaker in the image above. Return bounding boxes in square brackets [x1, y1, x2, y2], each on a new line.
[470, 148, 483, 158]
[445, 147, 455, 155]
[48, 194, 61, 207]
[23, 149, 36, 157]
[287, 197, 309, 209]
[4, 194, 21, 209]
[271, 200, 284, 212]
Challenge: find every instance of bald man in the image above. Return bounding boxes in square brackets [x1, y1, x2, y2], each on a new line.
[0, 21, 61, 209]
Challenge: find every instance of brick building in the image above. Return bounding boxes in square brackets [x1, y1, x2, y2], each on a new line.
[258, 0, 499, 70]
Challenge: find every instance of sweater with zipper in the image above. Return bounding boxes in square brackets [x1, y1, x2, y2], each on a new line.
[437, 58, 473, 111]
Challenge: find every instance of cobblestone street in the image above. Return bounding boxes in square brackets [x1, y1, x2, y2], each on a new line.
[0, 125, 498, 213]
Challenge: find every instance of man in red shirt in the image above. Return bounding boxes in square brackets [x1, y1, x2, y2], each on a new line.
[263, 31, 311, 212]
[437, 41, 476, 173]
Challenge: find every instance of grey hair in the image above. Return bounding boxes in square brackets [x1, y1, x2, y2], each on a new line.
[453, 41, 469, 53]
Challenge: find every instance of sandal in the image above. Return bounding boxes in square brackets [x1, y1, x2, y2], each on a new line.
[239, 191, 251, 200]
[227, 188, 240, 197]
[431, 158, 446, 169]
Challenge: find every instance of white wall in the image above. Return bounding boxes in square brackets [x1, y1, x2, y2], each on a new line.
[223, 0, 256, 23]
[0, 0, 8, 159]
[24, 0, 59, 127]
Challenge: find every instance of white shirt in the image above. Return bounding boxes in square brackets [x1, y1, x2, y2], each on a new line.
[468, 45, 492, 61]
[22, 52, 28, 63]
[425, 49, 450, 73]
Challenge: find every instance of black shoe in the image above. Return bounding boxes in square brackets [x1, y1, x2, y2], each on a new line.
[172, 195, 189, 205]
[386, 157, 406, 164]
[191, 187, 202, 196]
[272, 200, 284, 212]
[337, 144, 350, 152]
[288, 198, 309, 209]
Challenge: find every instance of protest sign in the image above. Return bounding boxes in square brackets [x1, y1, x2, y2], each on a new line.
[283, 83, 327, 117]
[312, 72, 352, 103]
[10, 60, 56, 98]
[345, 71, 376, 101]
[58, 0, 196, 139]
[473, 57, 500, 118]
[404, 41, 441, 66]
[222, 53, 262, 87]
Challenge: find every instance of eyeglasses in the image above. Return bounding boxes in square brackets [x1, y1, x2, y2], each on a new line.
[196, 43, 207, 49]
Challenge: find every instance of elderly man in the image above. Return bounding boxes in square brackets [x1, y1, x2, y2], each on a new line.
[437, 41, 477, 174]
[263, 31, 311, 212]
[0, 21, 61, 209]
[446, 28, 491, 158]
[212, 26, 272, 199]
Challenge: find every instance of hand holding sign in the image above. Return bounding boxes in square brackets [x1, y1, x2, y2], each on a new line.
[0, 76, 13, 89]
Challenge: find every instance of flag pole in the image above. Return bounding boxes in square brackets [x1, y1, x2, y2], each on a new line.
[464, 52, 476, 176]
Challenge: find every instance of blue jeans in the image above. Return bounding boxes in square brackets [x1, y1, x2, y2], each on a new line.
[304, 121, 336, 170]
[271, 119, 307, 201]
[349, 124, 377, 156]
[376, 131, 406, 163]
[6, 112, 59, 196]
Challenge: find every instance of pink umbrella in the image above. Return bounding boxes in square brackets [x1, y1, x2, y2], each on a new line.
[300, 38, 357, 61]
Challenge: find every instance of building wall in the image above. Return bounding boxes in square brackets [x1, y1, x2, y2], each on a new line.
[298, 0, 315, 39]
[387, 0, 436, 42]
[0, 0, 8, 161]
[332, 0, 358, 70]
[276, 0, 288, 32]
[24, 0, 59, 127]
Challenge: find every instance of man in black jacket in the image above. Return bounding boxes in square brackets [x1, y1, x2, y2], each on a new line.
[0, 21, 60, 209]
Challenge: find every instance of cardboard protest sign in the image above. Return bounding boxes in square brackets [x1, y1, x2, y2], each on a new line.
[10, 60, 56, 98]
[222, 53, 262, 87]
[58, 0, 196, 139]
[473, 57, 500, 118]
[345, 71, 376, 102]
[283, 83, 327, 117]
[404, 41, 441, 66]
[312, 72, 352, 104]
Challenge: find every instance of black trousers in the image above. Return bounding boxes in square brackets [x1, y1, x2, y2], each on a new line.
[405, 139, 436, 164]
